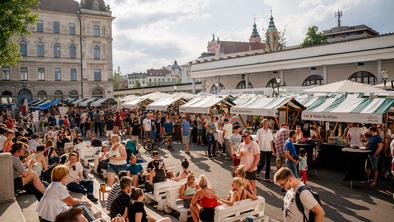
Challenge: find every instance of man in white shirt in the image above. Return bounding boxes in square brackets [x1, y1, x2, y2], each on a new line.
[65, 152, 98, 202]
[274, 167, 325, 222]
[28, 134, 41, 153]
[256, 119, 274, 181]
[143, 115, 152, 142]
[347, 123, 363, 147]
[0, 127, 7, 152]
[222, 118, 233, 157]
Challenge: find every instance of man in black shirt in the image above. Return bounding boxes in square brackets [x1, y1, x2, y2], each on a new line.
[110, 176, 132, 218]
[90, 133, 102, 147]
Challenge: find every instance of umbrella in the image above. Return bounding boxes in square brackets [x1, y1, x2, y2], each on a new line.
[304, 80, 387, 93]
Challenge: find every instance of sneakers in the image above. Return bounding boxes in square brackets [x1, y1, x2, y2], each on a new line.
[87, 194, 98, 203]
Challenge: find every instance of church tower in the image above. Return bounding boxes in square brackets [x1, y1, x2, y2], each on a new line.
[249, 18, 261, 43]
[265, 12, 280, 51]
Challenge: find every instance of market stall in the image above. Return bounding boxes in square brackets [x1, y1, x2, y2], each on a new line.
[121, 97, 153, 109]
[179, 95, 235, 114]
[30, 98, 61, 111]
[78, 98, 98, 107]
[90, 98, 116, 107]
[146, 97, 188, 111]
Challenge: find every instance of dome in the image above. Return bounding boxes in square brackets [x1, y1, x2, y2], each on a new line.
[80, 0, 107, 11]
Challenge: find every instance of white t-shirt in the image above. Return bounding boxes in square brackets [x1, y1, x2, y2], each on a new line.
[239, 141, 260, 171]
[222, 123, 233, 140]
[36, 182, 70, 221]
[348, 127, 362, 147]
[256, 128, 273, 152]
[143, 118, 152, 131]
[29, 139, 41, 152]
[0, 134, 6, 152]
[283, 183, 318, 222]
[390, 139, 394, 164]
[65, 162, 83, 185]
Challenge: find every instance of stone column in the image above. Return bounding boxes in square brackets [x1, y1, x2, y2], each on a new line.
[0, 153, 14, 203]
[192, 79, 196, 94]
[201, 79, 207, 92]
[279, 70, 284, 85]
[245, 73, 249, 89]
[377, 60, 382, 83]
[323, 65, 328, 84]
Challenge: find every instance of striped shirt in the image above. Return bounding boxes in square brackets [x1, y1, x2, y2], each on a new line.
[275, 127, 289, 156]
[106, 183, 121, 211]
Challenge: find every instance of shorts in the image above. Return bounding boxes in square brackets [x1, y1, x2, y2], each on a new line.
[182, 136, 190, 144]
[144, 131, 151, 140]
[107, 163, 127, 175]
[197, 129, 204, 136]
[106, 130, 113, 137]
[14, 177, 23, 190]
[276, 155, 286, 167]
[245, 170, 257, 180]
[199, 207, 215, 222]
[300, 170, 307, 183]
[369, 155, 379, 171]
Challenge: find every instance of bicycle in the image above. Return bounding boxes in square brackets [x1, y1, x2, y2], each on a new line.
[143, 135, 173, 152]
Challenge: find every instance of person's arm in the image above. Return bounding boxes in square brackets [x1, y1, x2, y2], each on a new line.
[284, 150, 297, 163]
[135, 212, 143, 222]
[41, 156, 48, 171]
[63, 196, 82, 206]
[248, 146, 260, 171]
[219, 191, 236, 206]
[191, 191, 200, 206]
[178, 184, 187, 199]
[310, 204, 325, 222]
[114, 146, 127, 161]
[375, 142, 383, 157]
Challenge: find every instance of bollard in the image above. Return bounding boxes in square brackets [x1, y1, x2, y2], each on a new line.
[0, 153, 15, 203]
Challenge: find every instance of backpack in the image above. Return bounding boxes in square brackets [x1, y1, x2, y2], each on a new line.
[295, 185, 321, 222]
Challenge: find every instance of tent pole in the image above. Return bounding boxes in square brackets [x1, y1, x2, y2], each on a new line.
[291, 110, 301, 130]
[239, 115, 246, 129]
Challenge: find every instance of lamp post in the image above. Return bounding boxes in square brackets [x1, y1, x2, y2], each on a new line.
[215, 82, 220, 95]
[381, 70, 389, 88]
[275, 76, 281, 97]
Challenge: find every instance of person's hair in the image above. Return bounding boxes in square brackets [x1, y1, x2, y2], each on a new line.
[233, 177, 243, 187]
[36, 145, 45, 152]
[199, 175, 208, 188]
[68, 152, 78, 160]
[370, 127, 378, 133]
[261, 119, 268, 126]
[32, 134, 39, 140]
[6, 129, 14, 135]
[224, 118, 228, 123]
[77, 137, 83, 143]
[10, 142, 24, 154]
[111, 134, 120, 142]
[120, 176, 133, 190]
[18, 137, 29, 144]
[273, 167, 294, 184]
[152, 159, 160, 169]
[45, 140, 54, 148]
[289, 130, 296, 138]
[181, 158, 189, 169]
[55, 207, 83, 222]
[118, 170, 129, 180]
[235, 165, 246, 178]
[187, 172, 195, 181]
[130, 187, 144, 200]
[0, 127, 5, 135]
[152, 151, 159, 156]
[299, 148, 306, 156]
[51, 165, 69, 182]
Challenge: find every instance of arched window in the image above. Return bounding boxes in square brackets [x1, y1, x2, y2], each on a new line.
[20, 40, 27, 56]
[210, 83, 225, 94]
[37, 20, 43, 32]
[94, 45, 100, 59]
[69, 44, 76, 58]
[54, 90, 63, 99]
[1, 91, 13, 104]
[236, 80, 253, 89]
[69, 90, 78, 99]
[54, 43, 61, 58]
[266, 78, 280, 88]
[348, 71, 377, 85]
[302, 75, 323, 86]
[37, 42, 44, 57]
[92, 87, 104, 98]
[37, 90, 47, 99]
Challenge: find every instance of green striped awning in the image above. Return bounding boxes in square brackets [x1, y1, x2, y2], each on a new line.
[302, 97, 394, 124]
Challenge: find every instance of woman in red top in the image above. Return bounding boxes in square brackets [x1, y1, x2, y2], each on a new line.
[3, 130, 15, 153]
[191, 175, 220, 222]
[6, 115, 13, 129]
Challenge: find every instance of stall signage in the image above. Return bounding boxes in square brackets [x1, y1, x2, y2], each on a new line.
[302, 112, 382, 124]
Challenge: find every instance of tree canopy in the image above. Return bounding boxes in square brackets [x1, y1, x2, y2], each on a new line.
[0, 0, 39, 66]
[301, 26, 327, 47]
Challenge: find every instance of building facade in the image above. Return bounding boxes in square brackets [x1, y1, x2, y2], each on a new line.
[0, 0, 114, 105]
[127, 72, 148, 88]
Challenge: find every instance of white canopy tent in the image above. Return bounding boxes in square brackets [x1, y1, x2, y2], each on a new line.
[121, 97, 153, 109]
[179, 96, 234, 114]
[78, 98, 97, 107]
[304, 80, 387, 93]
[146, 97, 187, 111]
[140, 92, 172, 101]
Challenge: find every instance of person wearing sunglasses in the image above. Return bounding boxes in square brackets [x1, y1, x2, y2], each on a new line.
[274, 167, 325, 222]
[237, 130, 260, 194]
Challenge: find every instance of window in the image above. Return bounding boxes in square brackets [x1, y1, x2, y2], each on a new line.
[93, 25, 100, 36]
[349, 71, 377, 85]
[302, 75, 323, 86]
[266, 78, 280, 88]
[37, 42, 44, 57]
[38, 68, 45, 80]
[54, 68, 61, 81]
[69, 23, 75, 35]
[20, 40, 27, 56]
[37, 90, 47, 99]
[210, 83, 225, 94]
[94, 69, 101, 81]
[53, 21, 60, 34]
[37, 20, 43, 32]
[2, 66, 10, 80]
[54, 90, 63, 99]
[236, 80, 253, 89]
[93, 45, 100, 59]
[20, 67, 28, 80]
[70, 68, 77, 81]
[69, 44, 76, 58]
[54, 43, 61, 58]
[69, 90, 78, 99]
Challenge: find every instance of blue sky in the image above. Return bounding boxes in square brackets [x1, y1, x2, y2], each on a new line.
[107, 0, 394, 74]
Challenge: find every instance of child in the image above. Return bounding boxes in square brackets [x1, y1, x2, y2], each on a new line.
[299, 148, 308, 184]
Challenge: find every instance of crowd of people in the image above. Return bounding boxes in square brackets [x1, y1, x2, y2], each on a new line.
[1, 103, 394, 222]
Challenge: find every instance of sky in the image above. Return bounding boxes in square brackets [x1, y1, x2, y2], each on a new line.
[105, 0, 394, 74]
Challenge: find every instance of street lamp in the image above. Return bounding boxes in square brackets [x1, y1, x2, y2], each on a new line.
[173, 85, 177, 92]
[381, 70, 389, 88]
[274, 76, 281, 96]
[215, 82, 220, 95]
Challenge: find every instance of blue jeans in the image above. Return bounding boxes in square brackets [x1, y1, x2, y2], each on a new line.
[206, 134, 215, 157]
[287, 161, 299, 178]
[67, 180, 94, 195]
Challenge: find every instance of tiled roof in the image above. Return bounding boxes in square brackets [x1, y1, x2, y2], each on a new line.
[147, 68, 171, 76]
[39, 0, 79, 14]
[80, 0, 107, 11]
[218, 41, 265, 54]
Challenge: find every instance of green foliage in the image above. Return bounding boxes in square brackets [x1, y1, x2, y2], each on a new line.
[112, 66, 123, 90]
[301, 26, 327, 47]
[133, 80, 141, 88]
[0, 0, 39, 66]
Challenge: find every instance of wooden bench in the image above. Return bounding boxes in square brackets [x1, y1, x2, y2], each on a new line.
[144, 180, 183, 211]
[164, 186, 191, 222]
[214, 196, 266, 222]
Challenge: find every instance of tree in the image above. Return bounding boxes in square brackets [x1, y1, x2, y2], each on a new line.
[301, 26, 327, 47]
[0, 0, 39, 66]
[133, 80, 141, 88]
[112, 66, 123, 90]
